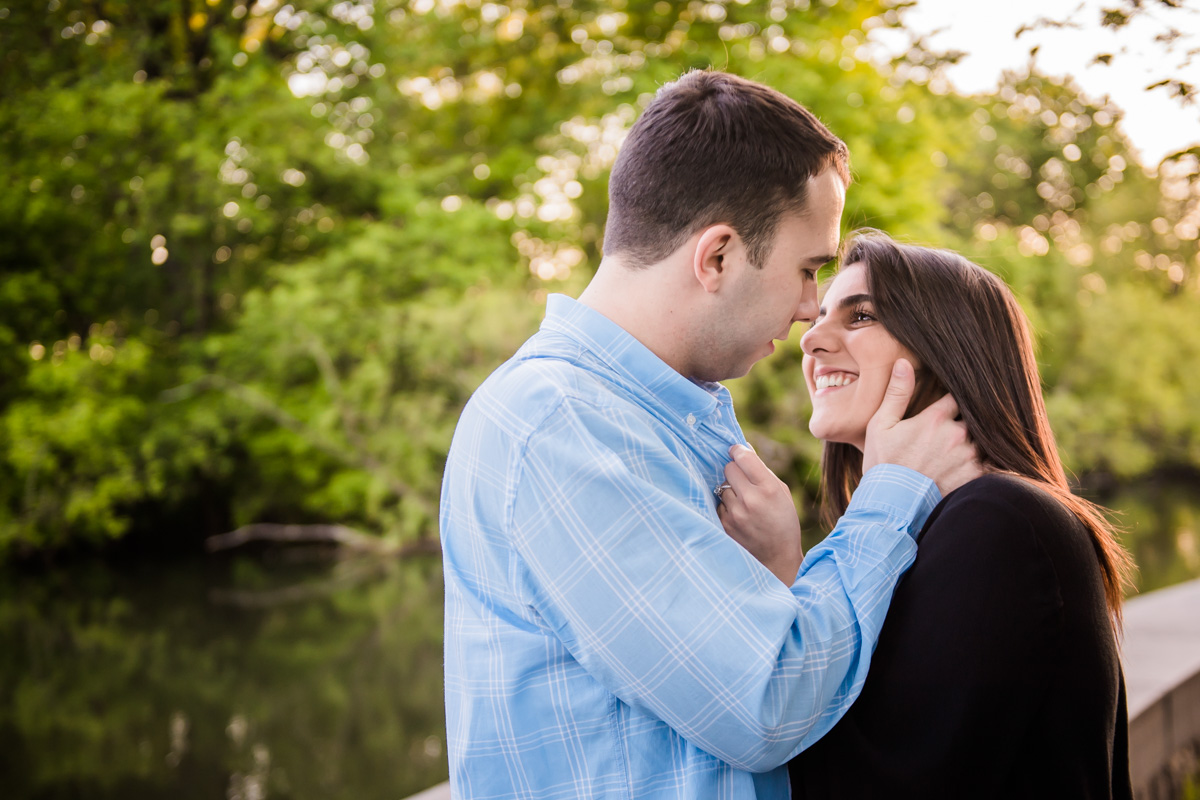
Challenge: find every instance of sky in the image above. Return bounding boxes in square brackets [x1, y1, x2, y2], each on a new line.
[876, 0, 1200, 166]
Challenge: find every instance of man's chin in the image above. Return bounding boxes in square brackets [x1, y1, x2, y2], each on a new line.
[721, 360, 757, 382]
[690, 350, 766, 382]
[690, 362, 750, 383]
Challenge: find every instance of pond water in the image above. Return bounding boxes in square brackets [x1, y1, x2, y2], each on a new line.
[2, 480, 1198, 799]
[0, 554, 448, 800]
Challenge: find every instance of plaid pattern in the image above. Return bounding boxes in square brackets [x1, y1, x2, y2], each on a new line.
[440, 294, 939, 799]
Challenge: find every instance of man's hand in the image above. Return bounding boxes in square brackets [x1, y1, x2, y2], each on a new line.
[716, 444, 804, 585]
[862, 358, 983, 495]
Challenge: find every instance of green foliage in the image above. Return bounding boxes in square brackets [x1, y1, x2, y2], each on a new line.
[1, 0, 1199, 557]
[1048, 282, 1200, 478]
[202, 197, 535, 538]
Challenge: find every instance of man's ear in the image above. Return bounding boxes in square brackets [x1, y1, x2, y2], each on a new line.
[693, 224, 742, 294]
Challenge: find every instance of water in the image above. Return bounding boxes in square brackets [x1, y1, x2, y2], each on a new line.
[0, 554, 448, 800]
[2, 481, 1197, 799]
[1106, 479, 1200, 595]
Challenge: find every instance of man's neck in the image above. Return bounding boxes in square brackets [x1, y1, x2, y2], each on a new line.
[578, 256, 695, 377]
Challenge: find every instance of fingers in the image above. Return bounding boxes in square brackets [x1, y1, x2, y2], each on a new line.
[727, 443, 772, 485]
[722, 460, 748, 502]
[869, 358, 915, 430]
[923, 391, 960, 422]
[937, 415, 983, 494]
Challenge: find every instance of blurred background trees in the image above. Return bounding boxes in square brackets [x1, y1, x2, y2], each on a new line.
[3, 2, 1199, 797]
[1, 0, 1197, 560]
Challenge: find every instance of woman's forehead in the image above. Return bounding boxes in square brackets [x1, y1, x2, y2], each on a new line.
[819, 261, 868, 302]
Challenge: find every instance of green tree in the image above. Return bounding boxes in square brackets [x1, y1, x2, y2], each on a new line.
[2, 0, 1199, 556]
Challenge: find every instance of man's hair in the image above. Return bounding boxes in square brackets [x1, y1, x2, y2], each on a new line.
[819, 231, 1135, 623]
[602, 70, 850, 268]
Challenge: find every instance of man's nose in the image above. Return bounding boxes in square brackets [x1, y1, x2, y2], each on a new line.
[795, 286, 819, 325]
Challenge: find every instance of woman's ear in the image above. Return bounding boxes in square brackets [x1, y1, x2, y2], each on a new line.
[693, 224, 742, 293]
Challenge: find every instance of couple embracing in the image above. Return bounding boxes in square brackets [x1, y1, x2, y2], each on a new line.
[439, 70, 1134, 799]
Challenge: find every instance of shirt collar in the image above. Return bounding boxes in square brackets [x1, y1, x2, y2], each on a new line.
[539, 293, 723, 421]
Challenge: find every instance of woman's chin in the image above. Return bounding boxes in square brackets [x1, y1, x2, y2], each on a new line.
[809, 423, 866, 451]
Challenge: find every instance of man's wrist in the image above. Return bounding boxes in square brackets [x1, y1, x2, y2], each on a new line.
[851, 464, 941, 540]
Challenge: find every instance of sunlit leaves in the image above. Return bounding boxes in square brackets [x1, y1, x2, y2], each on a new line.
[2, 0, 1199, 555]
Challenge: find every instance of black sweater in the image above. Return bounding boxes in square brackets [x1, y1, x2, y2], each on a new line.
[789, 473, 1133, 799]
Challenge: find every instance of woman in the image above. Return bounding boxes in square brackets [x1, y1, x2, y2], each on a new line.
[725, 232, 1134, 798]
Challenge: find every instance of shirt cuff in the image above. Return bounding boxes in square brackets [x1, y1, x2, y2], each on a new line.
[848, 464, 942, 541]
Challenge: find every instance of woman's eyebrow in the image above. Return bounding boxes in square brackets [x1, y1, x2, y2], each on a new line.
[836, 293, 872, 310]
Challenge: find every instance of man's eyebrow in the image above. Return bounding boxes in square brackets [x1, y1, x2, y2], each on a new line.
[816, 293, 872, 318]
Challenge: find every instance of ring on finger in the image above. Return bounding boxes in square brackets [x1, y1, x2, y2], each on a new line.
[714, 482, 733, 501]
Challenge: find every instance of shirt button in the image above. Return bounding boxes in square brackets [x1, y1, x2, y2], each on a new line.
[685, 414, 696, 426]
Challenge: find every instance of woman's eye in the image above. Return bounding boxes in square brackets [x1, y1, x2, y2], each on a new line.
[850, 310, 876, 324]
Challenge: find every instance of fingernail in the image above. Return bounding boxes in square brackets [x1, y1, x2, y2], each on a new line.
[893, 359, 911, 377]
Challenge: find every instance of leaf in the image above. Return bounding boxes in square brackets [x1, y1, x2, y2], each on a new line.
[1101, 9, 1132, 28]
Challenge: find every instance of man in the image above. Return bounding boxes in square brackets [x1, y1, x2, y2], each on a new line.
[440, 70, 978, 799]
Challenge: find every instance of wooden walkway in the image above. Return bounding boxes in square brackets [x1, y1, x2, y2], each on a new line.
[1124, 577, 1200, 797]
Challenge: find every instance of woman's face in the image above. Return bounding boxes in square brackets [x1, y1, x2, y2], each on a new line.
[800, 262, 917, 451]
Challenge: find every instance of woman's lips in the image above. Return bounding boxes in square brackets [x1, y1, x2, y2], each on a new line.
[812, 369, 859, 394]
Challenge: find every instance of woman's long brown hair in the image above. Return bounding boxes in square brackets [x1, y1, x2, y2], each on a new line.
[819, 231, 1135, 623]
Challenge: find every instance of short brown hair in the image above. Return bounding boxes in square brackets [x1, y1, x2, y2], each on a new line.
[603, 70, 850, 268]
[819, 231, 1134, 621]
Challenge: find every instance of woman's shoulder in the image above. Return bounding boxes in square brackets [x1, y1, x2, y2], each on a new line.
[946, 471, 1043, 500]
[922, 472, 1095, 581]
[940, 472, 1075, 529]
[923, 473, 1037, 544]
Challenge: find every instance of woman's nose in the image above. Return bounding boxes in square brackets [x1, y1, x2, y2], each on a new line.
[800, 319, 831, 356]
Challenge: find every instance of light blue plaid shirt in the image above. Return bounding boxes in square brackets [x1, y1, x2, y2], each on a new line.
[440, 294, 939, 799]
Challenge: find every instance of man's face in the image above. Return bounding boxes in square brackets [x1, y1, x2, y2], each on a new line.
[700, 166, 846, 381]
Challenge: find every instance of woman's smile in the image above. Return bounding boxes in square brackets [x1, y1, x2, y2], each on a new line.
[812, 369, 859, 392]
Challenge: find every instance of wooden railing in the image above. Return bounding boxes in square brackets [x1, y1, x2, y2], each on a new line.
[1125, 577, 1200, 799]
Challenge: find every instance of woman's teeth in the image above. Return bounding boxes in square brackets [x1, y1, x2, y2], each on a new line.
[815, 373, 857, 390]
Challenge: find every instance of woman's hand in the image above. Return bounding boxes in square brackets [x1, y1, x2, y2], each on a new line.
[716, 444, 804, 586]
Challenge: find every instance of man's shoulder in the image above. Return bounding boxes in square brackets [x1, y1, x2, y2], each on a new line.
[464, 344, 637, 442]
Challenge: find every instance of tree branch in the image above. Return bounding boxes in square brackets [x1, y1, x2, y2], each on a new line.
[205, 522, 441, 555]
